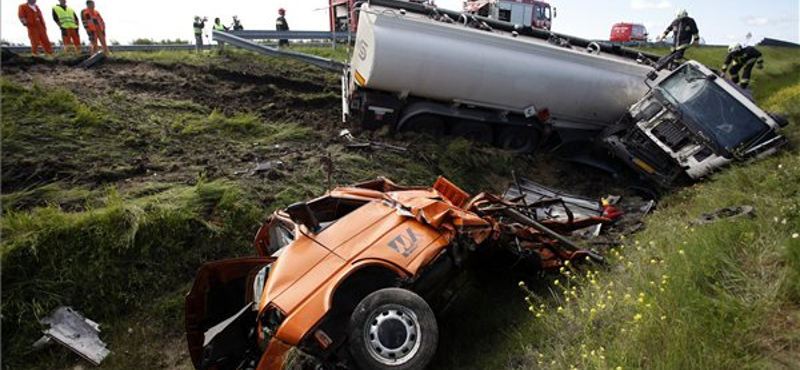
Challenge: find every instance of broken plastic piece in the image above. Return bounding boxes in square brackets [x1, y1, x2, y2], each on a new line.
[35, 306, 110, 365]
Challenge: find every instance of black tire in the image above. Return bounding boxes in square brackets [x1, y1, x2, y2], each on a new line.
[400, 114, 446, 138]
[449, 120, 493, 143]
[348, 288, 438, 370]
[497, 126, 541, 153]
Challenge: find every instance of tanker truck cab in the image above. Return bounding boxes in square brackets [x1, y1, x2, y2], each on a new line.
[604, 61, 788, 187]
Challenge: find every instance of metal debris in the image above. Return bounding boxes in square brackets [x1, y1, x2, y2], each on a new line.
[34, 306, 110, 365]
[339, 129, 407, 153]
[691, 205, 756, 226]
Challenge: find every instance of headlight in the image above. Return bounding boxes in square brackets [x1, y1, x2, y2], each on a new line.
[258, 306, 286, 347]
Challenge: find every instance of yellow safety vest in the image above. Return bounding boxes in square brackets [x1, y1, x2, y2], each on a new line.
[213, 24, 225, 31]
[53, 6, 78, 29]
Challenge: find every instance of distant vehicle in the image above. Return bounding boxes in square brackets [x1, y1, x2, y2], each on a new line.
[465, 0, 555, 30]
[610, 22, 648, 43]
[330, 0, 554, 33]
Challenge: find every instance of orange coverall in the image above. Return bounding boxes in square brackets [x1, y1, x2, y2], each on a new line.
[18, 2, 53, 55]
[81, 7, 107, 54]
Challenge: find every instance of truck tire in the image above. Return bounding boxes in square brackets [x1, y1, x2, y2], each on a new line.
[449, 121, 493, 143]
[400, 114, 445, 138]
[497, 126, 541, 153]
[348, 288, 438, 370]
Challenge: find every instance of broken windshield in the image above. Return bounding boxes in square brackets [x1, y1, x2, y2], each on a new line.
[657, 65, 769, 152]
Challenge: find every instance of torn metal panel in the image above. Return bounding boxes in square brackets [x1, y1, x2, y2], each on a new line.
[37, 306, 110, 365]
[504, 177, 604, 222]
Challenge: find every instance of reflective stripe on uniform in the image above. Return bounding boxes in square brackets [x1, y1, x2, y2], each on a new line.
[53, 6, 78, 29]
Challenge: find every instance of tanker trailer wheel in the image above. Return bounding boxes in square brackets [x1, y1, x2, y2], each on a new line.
[450, 120, 493, 144]
[348, 288, 438, 370]
[400, 114, 445, 138]
[497, 126, 541, 153]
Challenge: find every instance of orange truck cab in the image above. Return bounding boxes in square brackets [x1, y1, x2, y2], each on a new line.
[186, 177, 605, 370]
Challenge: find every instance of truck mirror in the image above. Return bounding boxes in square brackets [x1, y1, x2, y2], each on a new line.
[771, 113, 790, 128]
[286, 202, 321, 233]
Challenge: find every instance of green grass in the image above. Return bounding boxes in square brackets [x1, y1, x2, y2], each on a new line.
[0, 181, 264, 370]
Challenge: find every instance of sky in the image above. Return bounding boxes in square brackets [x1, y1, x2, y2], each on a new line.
[1, 0, 798, 46]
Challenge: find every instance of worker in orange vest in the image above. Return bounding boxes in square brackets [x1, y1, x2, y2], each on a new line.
[81, 0, 108, 54]
[18, 0, 54, 56]
[52, 0, 81, 54]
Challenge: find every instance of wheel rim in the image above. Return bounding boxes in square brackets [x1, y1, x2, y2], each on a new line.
[364, 305, 422, 366]
[500, 127, 538, 153]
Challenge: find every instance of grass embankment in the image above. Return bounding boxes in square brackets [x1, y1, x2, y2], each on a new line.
[0, 49, 523, 369]
[462, 46, 800, 370]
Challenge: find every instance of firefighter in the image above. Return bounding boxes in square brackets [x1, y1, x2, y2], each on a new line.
[81, 0, 107, 54]
[18, 0, 54, 56]
[276, 8, 289, 47]
[193, 16, 207, 52]
[721, 43, 764, 89]
[212, 18, 228, 51]
[657, 8, 699, 63]
[232, 16, 243, 31]
[52, 0, 81, 54]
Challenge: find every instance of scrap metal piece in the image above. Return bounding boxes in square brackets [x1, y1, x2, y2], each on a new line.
[36, 306, 110, 365]
[339, 129, 408, 153]
[691, 205, 756, 226]
[504, 177, 603, 222]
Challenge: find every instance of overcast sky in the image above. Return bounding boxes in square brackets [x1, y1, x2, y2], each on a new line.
[1, 0, 798, 45]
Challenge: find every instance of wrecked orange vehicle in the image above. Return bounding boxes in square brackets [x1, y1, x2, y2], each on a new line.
[186, 177, 610, 370]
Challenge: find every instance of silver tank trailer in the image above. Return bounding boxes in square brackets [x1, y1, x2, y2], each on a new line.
[350, 4, 656, 130]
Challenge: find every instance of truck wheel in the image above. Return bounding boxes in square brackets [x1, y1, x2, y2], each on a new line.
[497, 126, 540, 153]
[400, 114, 445, 138]
[348, 288, 438, 370]
[450, 121, 493, 143]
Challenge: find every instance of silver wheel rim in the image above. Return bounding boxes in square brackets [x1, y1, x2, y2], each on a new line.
[364, 305, 422, 366]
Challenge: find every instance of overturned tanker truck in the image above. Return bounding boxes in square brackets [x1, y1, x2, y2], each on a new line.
[343, 0, 788, 186]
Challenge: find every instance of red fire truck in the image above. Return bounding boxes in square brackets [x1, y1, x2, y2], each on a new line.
[609, 22, 648, 43]
[329, 0, 554, 32]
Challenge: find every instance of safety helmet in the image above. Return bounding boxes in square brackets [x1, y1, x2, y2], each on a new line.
[728, 43, 742, 53]
[676, 9, 688, 18]
[278, 8, 286, 15]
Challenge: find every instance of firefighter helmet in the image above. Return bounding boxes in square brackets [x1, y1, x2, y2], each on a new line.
[676, 9, 688, 18]
[728, 43, 742, 53]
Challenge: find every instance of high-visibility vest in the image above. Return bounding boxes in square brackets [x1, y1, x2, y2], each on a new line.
[194, 24, 202, 35]
[53, 6, 78, 29]
[213, 24, 225, 31]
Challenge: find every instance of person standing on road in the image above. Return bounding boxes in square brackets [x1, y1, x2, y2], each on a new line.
[81, 0, 108, 54]
[721, 43, 764, 89]
[657, 9, 699, 64]
[52, 0, 81, 54]
[193, 16, 206, 52]
[212, 18, 228, 51]
[276, 8, 289, 47]
[18, 0, 54, 56]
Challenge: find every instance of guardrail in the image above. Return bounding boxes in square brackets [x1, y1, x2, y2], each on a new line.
[212, 30, 347, 72]
[229, 30, 353, 41]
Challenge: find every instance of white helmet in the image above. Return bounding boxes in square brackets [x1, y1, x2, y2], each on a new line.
[676, 9, 688, 18]
[728, 43, 742, 53]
